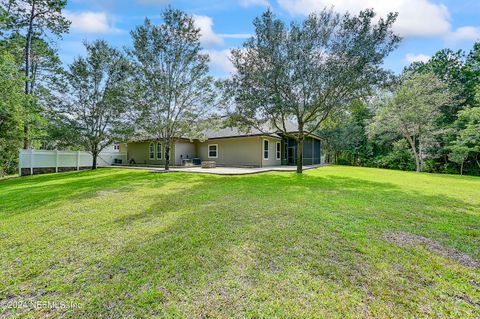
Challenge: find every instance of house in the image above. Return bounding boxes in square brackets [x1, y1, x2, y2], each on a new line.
[125, 125, 323, 167]
[103, 142, 127, 153]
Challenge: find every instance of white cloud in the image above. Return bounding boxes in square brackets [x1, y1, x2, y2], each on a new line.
[405, 53, 430, 64]
[446, 26, 480, 43]
[206, 49, 235, 76]
[240, 0, 270, 7]
[193, 15, 224, 47]
[217, 33, 252, 39]
[65, 11, 120, 34]
[276, 0, 451, 37]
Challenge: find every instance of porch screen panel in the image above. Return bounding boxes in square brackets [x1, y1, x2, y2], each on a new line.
[303, 138, 313, 165]
[313, 139, 321, 164]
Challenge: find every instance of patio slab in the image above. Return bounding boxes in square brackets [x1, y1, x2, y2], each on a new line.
[110, 164, 328, 175]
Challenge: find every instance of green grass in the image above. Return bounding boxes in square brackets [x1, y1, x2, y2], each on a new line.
[0, 166, 479, 318]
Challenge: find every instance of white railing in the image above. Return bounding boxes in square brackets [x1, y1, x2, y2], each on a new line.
[18, 149, 127, 176]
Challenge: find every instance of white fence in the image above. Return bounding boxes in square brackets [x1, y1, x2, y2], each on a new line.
[18, 149, 127, 176]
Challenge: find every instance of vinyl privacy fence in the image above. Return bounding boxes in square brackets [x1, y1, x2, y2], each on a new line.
[18, 149, 127, 176]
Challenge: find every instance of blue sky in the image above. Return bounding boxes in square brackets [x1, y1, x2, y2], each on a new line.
[60, 0, 480, 77]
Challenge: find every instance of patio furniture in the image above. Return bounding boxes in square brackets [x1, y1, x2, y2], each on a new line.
[201, 161, 216, 168]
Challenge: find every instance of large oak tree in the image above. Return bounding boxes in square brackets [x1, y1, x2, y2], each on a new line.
[226, 9, 400, 173]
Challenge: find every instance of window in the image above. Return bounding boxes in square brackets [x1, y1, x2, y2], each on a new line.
[113, 144, 120, 150]
[276, 142, 281, 160]
[263, 139, 269, 160]
[149, 143, 155, 160]
[208, 144, 218, 158]
[156, 143, 162, 159]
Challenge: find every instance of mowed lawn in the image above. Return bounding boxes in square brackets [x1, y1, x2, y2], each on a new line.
[0, 166, 479, 318]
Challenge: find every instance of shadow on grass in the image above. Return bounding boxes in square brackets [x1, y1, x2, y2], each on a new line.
[0, 169, 203, 216]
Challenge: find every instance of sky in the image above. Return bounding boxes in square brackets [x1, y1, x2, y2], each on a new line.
[59, 0, 480, 77]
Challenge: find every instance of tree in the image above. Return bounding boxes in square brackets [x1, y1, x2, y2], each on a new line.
[225, 9, 400, 173]
[130, 8, 216, 170]
[1, 33, 64, 148]
[58, 40, 132, 169]
[319, 100, 376, 166]
[0, 52, 25, 176]
[465, 43, 480, 107]
[449, 105, 480, 174]
[408, 49, 466, 122]
[0, 4, 10, 37]
[0, 0, 69, 148]
[407, 49, 469, 168]
[449, 143, 470, 175]
[368, 73, 453, 172]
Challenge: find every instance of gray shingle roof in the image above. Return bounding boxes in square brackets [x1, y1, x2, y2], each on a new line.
[127, 120, 315, 142]
[204, 121, 298, 139]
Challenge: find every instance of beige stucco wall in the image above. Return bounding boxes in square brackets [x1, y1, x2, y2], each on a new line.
[128, 136, 284, 167]
[127, 141, 174, 165]
[174, 140, 196, 165]
[261, 137, 282, 167]
[196, 136, 265, 167]
[119, 143, 128, 153]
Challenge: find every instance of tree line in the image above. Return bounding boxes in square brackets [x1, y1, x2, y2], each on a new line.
[1, 1, 478, 176]
[322, 45, 480, 175]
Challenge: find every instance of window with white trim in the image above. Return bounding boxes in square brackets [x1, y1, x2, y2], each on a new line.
[263, 139, 269, 160]
[276, 142, 281, 160]
[149, 142, 155, 160]
[208, 144, 218, 158]
[156, 143, 162, 159]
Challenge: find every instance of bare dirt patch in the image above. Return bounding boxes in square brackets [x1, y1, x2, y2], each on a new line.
[96, 189, 120, 196]
[385, 231, 480, 268]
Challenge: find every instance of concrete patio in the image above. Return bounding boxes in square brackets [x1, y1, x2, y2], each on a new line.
[111, 164, 328, 175]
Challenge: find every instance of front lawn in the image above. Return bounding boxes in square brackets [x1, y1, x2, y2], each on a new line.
[0, 166, 479, 318]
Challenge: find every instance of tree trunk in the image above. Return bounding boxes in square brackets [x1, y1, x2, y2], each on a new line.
[460, 161, 464, 175]
[92, 153, 98, 170]
[164, 142, 170, 171]
[418, 137, 424, 172]
[23, 125, 30, 149]
[23, 2, 35, 149]
[409, 141, 421, 172]
[414, 155, 421, 172]
[405, 135, 421, 172]
[92, 142, 98, 170]
[296, 123, 305, 173]
[296, 138, 303, 173]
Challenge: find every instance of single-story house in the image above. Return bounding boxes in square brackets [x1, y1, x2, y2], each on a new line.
[125, 125, 324, 167]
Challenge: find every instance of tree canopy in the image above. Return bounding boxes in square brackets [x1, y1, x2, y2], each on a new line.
[0, 52, 24, 176]
[129, 7, 216, 170]
[226, 8, 400, 173]
[56, 40, 132, 169]
[368, 73, 453, 172]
